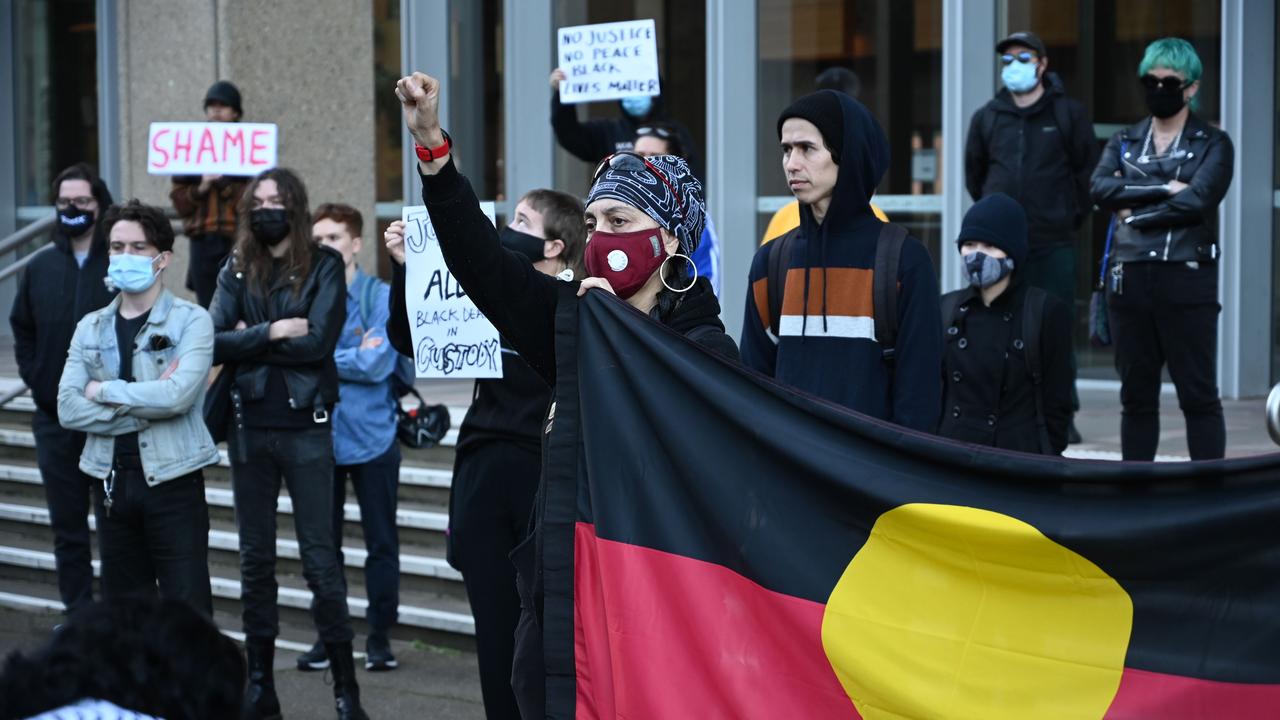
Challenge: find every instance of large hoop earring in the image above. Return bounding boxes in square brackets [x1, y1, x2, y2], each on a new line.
[660, 253, 697, 293]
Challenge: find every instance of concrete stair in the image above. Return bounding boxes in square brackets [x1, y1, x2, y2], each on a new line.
[0, 392, 478, 651]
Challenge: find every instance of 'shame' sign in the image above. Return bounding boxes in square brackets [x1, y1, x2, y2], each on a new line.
[147, 122, 278, 176]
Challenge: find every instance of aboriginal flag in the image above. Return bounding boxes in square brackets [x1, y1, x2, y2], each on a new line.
[536, 291, 1280, 720]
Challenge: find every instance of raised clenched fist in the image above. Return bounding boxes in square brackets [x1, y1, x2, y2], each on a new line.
[395, 72, 444, 150]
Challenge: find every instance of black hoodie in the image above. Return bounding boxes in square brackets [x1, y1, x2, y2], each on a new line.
[963, 72, 1098, 250]
[550, 90, 703, 181]
[10, 208, 118, 416]
[741, 91, 943, 433]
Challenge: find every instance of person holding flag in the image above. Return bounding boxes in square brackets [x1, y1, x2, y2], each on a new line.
[390, 69, 738, 717]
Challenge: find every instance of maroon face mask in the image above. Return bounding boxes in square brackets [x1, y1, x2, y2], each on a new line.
[583, 228, 667, 299]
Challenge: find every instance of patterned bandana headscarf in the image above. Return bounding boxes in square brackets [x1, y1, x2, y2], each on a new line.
[585, 153, 706, 256]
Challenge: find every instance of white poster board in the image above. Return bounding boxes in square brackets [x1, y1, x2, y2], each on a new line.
[146, 122, 278, 176]
[556, 19, 660, 105]
[402, 202, 504, 379]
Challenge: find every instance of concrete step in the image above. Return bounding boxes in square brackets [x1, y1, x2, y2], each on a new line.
[0, 425, 459, 507]
[0, 540, 475, 650]
[0, 502, 466, 604]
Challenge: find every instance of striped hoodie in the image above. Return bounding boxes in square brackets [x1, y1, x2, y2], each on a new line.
[740, 92, 943, 433]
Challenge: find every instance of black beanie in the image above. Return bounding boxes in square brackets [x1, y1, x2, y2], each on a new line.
[956, 193, 1029, 268]
[204, 80, 242, 115]
[777, 91, 845, 164]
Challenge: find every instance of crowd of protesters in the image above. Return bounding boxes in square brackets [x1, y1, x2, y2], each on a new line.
[0, 32, 1232, 720]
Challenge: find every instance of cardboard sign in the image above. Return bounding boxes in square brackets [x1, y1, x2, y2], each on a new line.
[146, 122, 278, 176]
[402, 202, 504, 379]
[556, 19, 660, 105]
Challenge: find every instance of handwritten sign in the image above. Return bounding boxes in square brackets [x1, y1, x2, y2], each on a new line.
[556, 19, 660, 105]
[146, 122, 278, 176]
[403, 202, 504, 379]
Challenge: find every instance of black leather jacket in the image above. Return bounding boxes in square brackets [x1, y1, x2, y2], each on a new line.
[1090, 113, 1233, 264]
[209, 245, 346, 412]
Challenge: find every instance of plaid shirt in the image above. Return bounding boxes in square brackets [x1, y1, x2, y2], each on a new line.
[169, 175, 248, 237]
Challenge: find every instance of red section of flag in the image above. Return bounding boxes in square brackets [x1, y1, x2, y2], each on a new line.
[1107, 667, 1280, 719]
[573, 522, 860, 719]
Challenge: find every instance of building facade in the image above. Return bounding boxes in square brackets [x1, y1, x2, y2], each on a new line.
[2, 0, 1276, 397]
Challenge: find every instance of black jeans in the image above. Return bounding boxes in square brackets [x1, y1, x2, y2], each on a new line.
[93, 456, 213, 616]
[231, 425, 353, 643]
[31, 409, 95, 612]
[450, 440, 541, 720]
[1108, 261, 1225, 461]
[187, 233, 233, 309]
[328, 441, 401, 637]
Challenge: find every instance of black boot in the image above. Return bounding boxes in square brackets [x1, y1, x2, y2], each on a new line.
[326, 641, 370, 720]
[242, 636, 282, 720]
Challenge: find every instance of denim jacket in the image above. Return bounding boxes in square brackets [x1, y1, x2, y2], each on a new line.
[57, 288, 221, 484]
[333, 269, 399, 465]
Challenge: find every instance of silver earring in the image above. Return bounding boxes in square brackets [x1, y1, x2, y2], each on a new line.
[659, 253, 697, 293]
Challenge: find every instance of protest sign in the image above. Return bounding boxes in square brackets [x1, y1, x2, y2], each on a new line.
[147, 122, 278, 176]
[556, 19, 660, 104]
[402, 202, 504, 379]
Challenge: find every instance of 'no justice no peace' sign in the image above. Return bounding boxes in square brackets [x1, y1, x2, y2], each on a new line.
[557, 19, 660, 105]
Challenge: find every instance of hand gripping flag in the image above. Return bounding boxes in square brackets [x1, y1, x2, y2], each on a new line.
[535, 290, 1280, 720]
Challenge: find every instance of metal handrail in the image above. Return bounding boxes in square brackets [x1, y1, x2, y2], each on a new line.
[0, 384, 28, 407]
[0, 214, 56, 256]
[1267, 383, 1280, 447]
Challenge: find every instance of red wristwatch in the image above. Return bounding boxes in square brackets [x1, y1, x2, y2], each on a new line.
[415, 130, 452, 162]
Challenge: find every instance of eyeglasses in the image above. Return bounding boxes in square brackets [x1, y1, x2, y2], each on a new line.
[635, 125, 673, 140]
[54, 196, 95, 210]
[1000, 52, 1038, 65]
[1139, 74, 1186, 92]
[592, 151, 683, 210]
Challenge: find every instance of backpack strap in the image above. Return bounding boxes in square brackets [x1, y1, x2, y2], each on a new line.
[873, 222, 909, 361]
[1021, 286, 1052, 454]
[1049, 95, 1076, 158]
[766, 228, 799, 337]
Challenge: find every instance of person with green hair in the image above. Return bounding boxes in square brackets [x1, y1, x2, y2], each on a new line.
[1089, 37, 1233, 461]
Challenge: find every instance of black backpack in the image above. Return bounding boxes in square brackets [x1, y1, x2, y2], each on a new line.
[940, 286, 1051, 454]
[766, 222, 912, 362]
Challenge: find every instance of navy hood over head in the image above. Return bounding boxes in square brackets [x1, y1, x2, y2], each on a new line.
[742, 90, 943, 433]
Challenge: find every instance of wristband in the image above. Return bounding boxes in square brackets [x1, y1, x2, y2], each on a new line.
[415, 130, 452, 162]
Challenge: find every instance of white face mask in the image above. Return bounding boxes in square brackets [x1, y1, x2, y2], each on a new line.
[1001, 60, 1039, 94]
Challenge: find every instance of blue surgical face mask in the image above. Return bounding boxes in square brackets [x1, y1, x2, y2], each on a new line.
[964, 251, 1015, 289]
[107, 253, 161, 294]
[621, 95, 653, 118]
[1001, 60, 1039, 94]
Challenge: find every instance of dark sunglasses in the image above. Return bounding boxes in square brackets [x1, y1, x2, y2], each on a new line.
[1000, 52, 1037, 65]
[1139, 74, 1186, 91]
[635, 125, 673, 140]
[591, 152, 683, 210]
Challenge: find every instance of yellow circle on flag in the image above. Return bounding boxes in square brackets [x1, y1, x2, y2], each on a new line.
[821, 503, 1133, 720]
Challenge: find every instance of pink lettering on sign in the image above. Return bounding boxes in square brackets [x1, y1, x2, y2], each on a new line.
[249, 129, 270, 166]
[149, 129, 171, 169]
[195, 128, 217, 164]
[174, 131, 194, 164]
[222, 128, 246, 165]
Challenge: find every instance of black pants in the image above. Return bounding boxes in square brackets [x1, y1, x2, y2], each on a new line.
[231, 425, 353, 642]
[449, 440, 541, 720]
[31, 409, 95, 613]
[328, 441, 401, 638]
[187, 233, 233, 309]
[1108, 261, 1225, 461]
[94, 458, 213, 616]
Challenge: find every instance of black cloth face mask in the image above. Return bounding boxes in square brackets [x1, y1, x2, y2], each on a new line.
[1145, 86, 1187, 119]
[499, 226, 547, 263]
[249, 208, 291, 246]
[58, 207, 95, 237]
